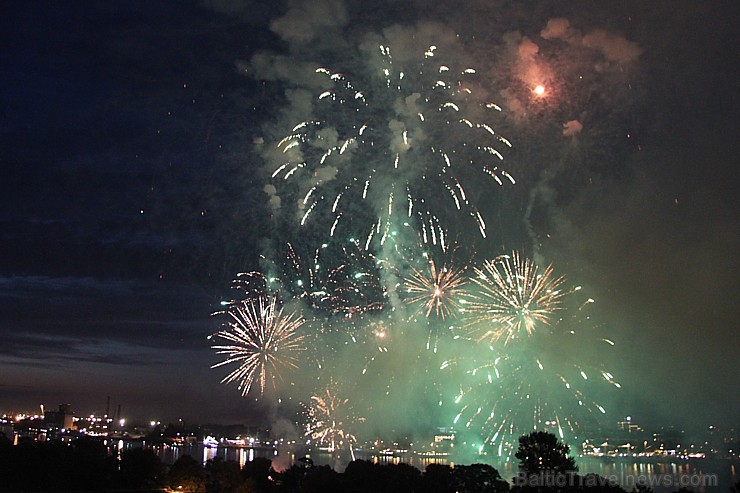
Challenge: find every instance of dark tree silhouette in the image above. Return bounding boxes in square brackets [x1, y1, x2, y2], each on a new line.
[515, 431, 577, 475]
[68, 437, 118, 489]
[0, 438, 118, 492]
[343, 460, 381, 492]
[386, 463, 423, 493]
[119, 447, 167, 490]
[299, 464, 345, 493]
[343, 460, 423, 493]
[422, 463, 456, 493]
[168, 454, 206, 493]
[206, 456, 252, 493]
[454, 463, 510, 493]
[242, 456, 274, 492]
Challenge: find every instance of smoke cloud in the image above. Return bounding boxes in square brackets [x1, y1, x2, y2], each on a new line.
[213, 0, 736, 462]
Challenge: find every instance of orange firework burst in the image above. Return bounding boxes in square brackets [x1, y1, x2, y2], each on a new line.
[210, 296, 305, 396]
[403, 258, 468, 319]
[306, 379, 364, 461]
[464, 252, 566, 344]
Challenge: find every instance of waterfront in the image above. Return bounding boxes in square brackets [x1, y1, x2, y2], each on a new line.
[573, 458, 736, 493]
[146, 442, 738, 493]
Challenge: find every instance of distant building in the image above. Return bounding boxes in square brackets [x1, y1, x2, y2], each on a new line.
[617, 416, 642, 434]
[651, 426, 685, 455]
[433, 428, 455, 452]
[0, 420, 13, 440]
[44, 404, 76, 436]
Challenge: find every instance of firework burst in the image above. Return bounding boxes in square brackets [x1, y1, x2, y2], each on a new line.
[278, 241, 388, 316]
[463, 252, 567, 345]
[272, 37, 513, 248]
[210, 296, 305, 396]
[282, 242, 345, 312]
[230, 241, 387, 317]
[449, 288, 620, 456]
[403, 257, 468, 320]
[306, 379, 365, 461]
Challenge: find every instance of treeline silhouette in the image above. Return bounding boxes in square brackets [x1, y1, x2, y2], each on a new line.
[1, 432, 736, 493]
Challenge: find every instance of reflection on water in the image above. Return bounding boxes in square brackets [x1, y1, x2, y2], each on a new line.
[575, 458, 736, 493]
[134, 442, 737, 493]
[198, 445, 255, 467]
[306, 449, 451, 472]
[150, 443, 275, 469]
[293, 449, 738, 492]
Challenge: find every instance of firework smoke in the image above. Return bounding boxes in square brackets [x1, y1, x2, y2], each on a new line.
[212, 6, 642, 459]
[450, 266, 620, 456]
[270, 24, 513, 248]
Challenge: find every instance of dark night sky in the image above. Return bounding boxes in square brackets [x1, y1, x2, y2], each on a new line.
[1, 0, 738, 433]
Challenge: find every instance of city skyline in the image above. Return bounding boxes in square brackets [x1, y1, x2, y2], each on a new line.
[5, 403, 737, 454]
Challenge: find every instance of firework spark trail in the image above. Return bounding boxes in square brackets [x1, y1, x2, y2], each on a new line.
[280, 242, 353, 314]
[447, 279, 620, 457]
[463, 252, 567, 345]
[451, 338, 620, 456]
[306, 379, 365, 461]
[272, 40, 513, 248]
[280, 241, 387, 316]
[336, 240, 388, 316]
[232, 242, 388, 317]
[210, 296, 305, 396]
[227, 271, 273, 300]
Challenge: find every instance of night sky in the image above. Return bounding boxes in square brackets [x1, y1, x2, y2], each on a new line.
[1, 0, 738, 434]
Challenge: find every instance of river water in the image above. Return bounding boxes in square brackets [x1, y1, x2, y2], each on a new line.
[145, 443, 738, 493]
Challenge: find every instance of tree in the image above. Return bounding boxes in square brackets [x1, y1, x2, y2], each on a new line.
[343, 460, 422, 493]
[453, 463, 509, 493]
[206, 456, 252, 493]
[167, 455, 206, 493]
[422, 463, 455, 493]
[343, 460, 379, 492]
[69, 437, 118, 489]
[242, 457, 273, 492]
[515, 431, 577, 476]
[299, 464, 344, 493]
[119, 447, 167, 490]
